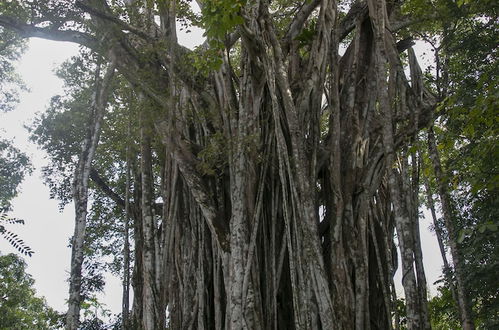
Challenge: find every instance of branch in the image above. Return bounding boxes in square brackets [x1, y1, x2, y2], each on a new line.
[0, 11, 211, 108]
[336, 2, 437, 43]
[0, 15, 97, 48]
[284, 0, 368, 48]
[338, 1, 368, 41]
[75, 1, 153, 41]
[396, 37, 415, 53]
[90, 167, 126, 208]
[285, 0, 321, 43]
[90, 167, 164, 217]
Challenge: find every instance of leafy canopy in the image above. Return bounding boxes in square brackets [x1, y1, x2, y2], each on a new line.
[0, 253, 61, 329]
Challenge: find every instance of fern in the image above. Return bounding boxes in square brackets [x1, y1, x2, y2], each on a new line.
[0, 212, 25, 225]
[0, 212, 34, 257]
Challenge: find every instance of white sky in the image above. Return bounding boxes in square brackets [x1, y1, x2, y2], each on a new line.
[1, 38, 79, 312]
[0, 22, 444, 319]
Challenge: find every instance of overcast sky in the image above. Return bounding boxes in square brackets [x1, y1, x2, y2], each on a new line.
[0, 26, 444, 316]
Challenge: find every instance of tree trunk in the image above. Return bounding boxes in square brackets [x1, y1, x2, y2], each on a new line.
[428, 126, 475, 330]
[122, 125, 132, 329]
[367, 0, 429, 328]
[66, 60, 115, 330]
[0, 1, 442, 329]
[139, 108, 163, 330]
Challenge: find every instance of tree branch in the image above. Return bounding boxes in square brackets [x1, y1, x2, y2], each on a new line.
[0, 15, 97, 48]
[75, 1, 153, 41]
[285, 0, 321, 43]
[90, 167, 126, 208]
[339, 1, 368, 41]
[90, 167, 163, 216]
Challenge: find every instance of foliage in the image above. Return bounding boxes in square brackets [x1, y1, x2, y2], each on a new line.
[0, 137, 32, 211]
[79, 296, 122, 330]
[428, 286, 460, 330]
[394, 298, 408, 330]
[419, 0, 499, 326]
[0, 212, 33, 257]
[201, 0, 245, 39]
[454, 191, 499, 328]
[28, 52, 102, 207]
[0, 253, 61, 329]
[197, 131, 227, 175]
[0, 25, 26, 113]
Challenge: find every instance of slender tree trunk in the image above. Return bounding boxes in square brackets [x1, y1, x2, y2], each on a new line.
[424, 178, 451, 271]
[139, 110, 163, 330]
[368, 1, 429, 328]
[405, 153, 431, 330]
[428, 126, 475, 330]
[130, 164, 144, 327]
[406, 49, 432, 330]
[424, 174, 462, 311]
[66, 60, 115, 330]
[122, 123, 131, 329]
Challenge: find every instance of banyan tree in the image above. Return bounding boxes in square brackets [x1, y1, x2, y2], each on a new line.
[1, 0, 449, 329]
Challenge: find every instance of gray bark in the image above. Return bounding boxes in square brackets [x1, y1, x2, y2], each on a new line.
[66, 60, 116, 330]
[424, 178, 451, 271]
[428, 127, 475, 330]
[367, 0, 429, 328]
[122, 128, 131, 329]
[0, 1, 441, 329]
[139, 107, 162, 330]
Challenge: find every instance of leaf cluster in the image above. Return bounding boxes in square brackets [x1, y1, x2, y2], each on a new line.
[197, 131, 227, 176]
[0, 28, 26, 112]
[0, 253, 61, 329]
[201, 0, 245, 39]
[418, 0, 499, 325]
[28, 52, 111, 207]
[0, 137, 32, 211]
[428, 286, 461, 329]
[0, 212, 33, 257]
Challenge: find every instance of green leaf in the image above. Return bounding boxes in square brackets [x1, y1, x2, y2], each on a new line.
[486, 223, 498, 232]
[458, 230, 467, 243]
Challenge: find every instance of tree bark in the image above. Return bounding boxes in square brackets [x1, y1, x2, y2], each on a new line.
[66, 60, 116, 330]
[139, 105, 163, 330]
[122, 121, 132, 329]
[428, 126, 475, 330]
[0, 1, 442, 329]
[367, 0, 429, 328]
[424, 177, 452, 272]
